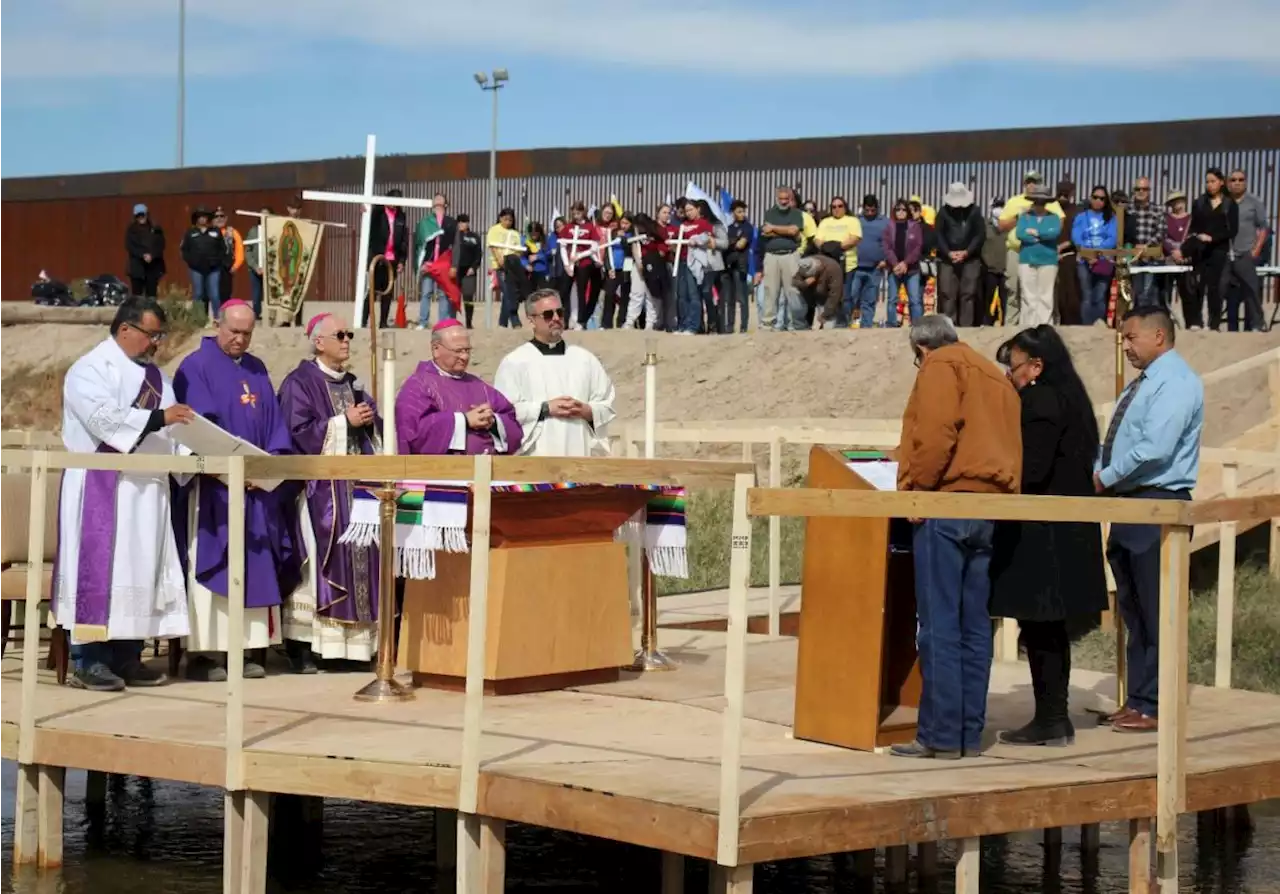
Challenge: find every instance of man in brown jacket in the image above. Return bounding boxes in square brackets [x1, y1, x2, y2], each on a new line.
[891, 314, 1022, 760]
[793, 251, 844, 329]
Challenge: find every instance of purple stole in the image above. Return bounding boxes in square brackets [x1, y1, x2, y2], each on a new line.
[64, 364, 163, 640]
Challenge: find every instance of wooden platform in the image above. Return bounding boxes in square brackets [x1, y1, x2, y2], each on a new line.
[4, 630, 1279, 865]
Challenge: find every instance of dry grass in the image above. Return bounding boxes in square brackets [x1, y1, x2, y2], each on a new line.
[1, 294, 205, 432]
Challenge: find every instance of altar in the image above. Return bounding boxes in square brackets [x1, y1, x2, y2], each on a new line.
[340, 481, 687, 694]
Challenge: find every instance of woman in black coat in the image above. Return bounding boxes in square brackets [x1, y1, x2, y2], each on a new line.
[990, 325, 1107, 747]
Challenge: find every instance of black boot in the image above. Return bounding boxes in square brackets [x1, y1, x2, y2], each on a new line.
[1000, 622, 1075, 747]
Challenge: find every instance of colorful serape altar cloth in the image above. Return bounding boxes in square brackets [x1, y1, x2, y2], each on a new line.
[338, 480, 688, 581]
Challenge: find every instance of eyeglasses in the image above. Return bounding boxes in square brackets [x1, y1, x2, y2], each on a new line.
[437, 345, 472, 355]
[538, 308, 565, 321]
[1091, 194, 1108, 201]
[830, 202, 846, 209]
[324, 330, 355, 341]
[1228, 176, 1245, 182]
[127, 322, 166, 343]
[912, 353, 923, 369]
[1134, 187, 1150, 192]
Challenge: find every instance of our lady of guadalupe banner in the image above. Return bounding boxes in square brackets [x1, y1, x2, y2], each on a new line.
[338, 481, 688, 580]
[264, 215, 325, 325]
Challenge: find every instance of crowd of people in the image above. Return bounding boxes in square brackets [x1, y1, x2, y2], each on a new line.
[124, 167, 1272, 335]
[377, 168, 1274, 335]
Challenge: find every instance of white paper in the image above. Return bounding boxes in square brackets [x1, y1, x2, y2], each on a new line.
[171, 414, 282, 492]
[847, 460, 898, 492]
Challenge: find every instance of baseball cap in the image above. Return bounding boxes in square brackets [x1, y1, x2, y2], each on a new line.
[133, 203, 148, 215]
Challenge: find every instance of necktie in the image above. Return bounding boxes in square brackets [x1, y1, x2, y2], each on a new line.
[1100, 372, 1146, 469]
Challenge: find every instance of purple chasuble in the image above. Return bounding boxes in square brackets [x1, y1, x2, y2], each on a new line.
[173, 337, 300, 609]
[395, 361, 522, 455]
[69, 363, 164, 629]
[277, 360, 380, 623]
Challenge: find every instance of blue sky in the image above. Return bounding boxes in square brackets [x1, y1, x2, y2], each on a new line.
[3, 0, 1279, 179]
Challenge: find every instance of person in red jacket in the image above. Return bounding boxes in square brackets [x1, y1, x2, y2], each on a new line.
[556, 202, 602, 330]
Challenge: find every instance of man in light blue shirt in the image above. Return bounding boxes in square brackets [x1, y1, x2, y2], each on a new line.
[1094, 306, 1203, 733]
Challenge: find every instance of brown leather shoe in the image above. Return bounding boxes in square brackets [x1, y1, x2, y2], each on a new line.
[1113, 713, 1158, 733]
[1098, 706, 1137, 726]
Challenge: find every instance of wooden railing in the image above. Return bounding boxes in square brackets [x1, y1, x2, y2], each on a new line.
[3, 446, 1277, 890]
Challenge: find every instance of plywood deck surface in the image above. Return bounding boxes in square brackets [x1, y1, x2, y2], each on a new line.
[4, 628, 1279, 863]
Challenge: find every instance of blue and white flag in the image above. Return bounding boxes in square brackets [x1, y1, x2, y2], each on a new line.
[685, 180, 730, 226]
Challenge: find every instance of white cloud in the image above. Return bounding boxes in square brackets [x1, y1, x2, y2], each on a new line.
[5, 0, 1280, 81]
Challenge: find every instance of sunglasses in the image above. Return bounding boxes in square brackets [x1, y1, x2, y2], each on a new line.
[1134, 187, 1150, 192]
[538, 308, 565, 321]
[1228, 177, 1245, 182]
[1091, 194, 1108, 201]
[324, 330, 355, 341]
[831, 202, 846, 209]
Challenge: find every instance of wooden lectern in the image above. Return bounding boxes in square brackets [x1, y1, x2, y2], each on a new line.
[399, 486, 654, 695]
[793, 446, 922, 751]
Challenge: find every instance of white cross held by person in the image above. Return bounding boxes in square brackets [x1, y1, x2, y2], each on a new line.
[593, 235, 623, 271]
[667, 226, 695, 277]
[562, 225, 598, 267]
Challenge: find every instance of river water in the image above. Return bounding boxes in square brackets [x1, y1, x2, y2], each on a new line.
[2, 762, 1276, 893]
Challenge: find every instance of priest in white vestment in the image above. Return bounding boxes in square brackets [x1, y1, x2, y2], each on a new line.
[493, 288, 616, 457]
[54, 298, 195, 692]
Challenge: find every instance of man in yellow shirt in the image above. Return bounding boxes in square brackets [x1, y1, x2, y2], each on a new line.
[815, 196, 863, 322]
[997, 171, 1064, 324]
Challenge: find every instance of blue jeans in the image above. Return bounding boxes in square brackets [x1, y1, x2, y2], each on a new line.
[1077, 261, 1113, 325]
[419, 274, 454, 325]
[498, 271, 522, 328]
[250, 270, 264, 318]
[675, 266, 703, 333]
[849, 268, 885, 328]
[189, 268, 222, 317]
[78, 640, 143, 673]
[1130, 269, 1159, 309]
[887, 271, 923, 327]
[913, 518, 995, 753]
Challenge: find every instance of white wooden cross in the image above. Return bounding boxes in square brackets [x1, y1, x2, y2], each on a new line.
[593, 235, 623, 271]
[561, 224, 597, 268]
[300, 134, 438, 328]
[488, 227, 525, 268]
[667, 225, 695, 276]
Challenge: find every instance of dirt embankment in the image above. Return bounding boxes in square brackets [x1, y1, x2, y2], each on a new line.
[3, 316, 1277, 445]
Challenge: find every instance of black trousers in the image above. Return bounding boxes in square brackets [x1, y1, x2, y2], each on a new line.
[981, 266, 1006, 325]
[601, 271, 629, 329]
[130, 267, 163, 298]
[1191, 248, 1229, 329]
[1019, 620, 1070, 726]
[1225, 254, 1266, 331]
[937, 258, 982, 326]
[641, 257, 674, 331]
[573, 264, 602, 327]
[721, 269, 750, 332]
[219, 266, 234, 304]
[702, 270, 724, 333]
[361, 263, 396, 328]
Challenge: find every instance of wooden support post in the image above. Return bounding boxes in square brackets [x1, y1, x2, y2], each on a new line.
[226, 456, 247, 793]
[767, 436, 781, 638]
[37, 765, 65, 868]
[457, 456, 494, 890]
[12, 764, 39, 866]
[1080, 823, 1101, 857]
[14, 449, 48, 868]
[661, 852, 685, 894]
[851, 849, 875, 880]
[468, 816, 505, 893]
[435, 807, 457, 871]
[710, 864, 753, 893]
[1270, 359, 1280, 579]
[715, 472, 755, 867]
[1156, 525, 1191, 893]
[85, 770, 107, 808]
[1130, 818, 1152, 894]
[954, 837, 980, 894]
[239, 791, 270, 894]
[1215, 462, 1239, 688]
[885, 844, 908, 886]
[1044, 826, 1062, 849]
[916, 841, 938, 881]
[224, 790, 246, 894]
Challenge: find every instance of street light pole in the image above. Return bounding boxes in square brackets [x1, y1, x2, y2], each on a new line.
[475, 69, 508, 330]
[177, 0, 186, 168]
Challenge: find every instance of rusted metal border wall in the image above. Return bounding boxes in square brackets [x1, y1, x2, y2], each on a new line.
[4, 117, 1277, 302]
[315, 149, 1280, 305]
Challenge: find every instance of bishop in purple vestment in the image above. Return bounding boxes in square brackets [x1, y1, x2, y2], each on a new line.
[396, 320, 522, 455]
[276, 312, 383, 667]
[173, 302, 301, 675]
